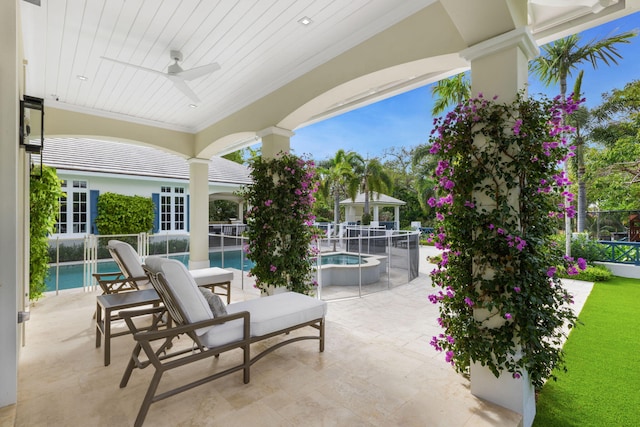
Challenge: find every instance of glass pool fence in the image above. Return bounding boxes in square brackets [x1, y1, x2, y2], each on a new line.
[46, 227, 420, 301]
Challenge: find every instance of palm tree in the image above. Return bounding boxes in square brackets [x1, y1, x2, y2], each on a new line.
[568, 71, 591, 234]
[412, 144, 438, 214]
[530, 32, 636, 102]
[530, 30, 637, 247]
[317, 150, 359, 235]
[431, 72, 471, 115]
[351, 155, 393, 220]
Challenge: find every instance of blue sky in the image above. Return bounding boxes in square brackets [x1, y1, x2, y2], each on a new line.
[291, 11, 640, 161]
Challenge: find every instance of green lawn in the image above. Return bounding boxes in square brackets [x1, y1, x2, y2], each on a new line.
[534, 277, 640, 426]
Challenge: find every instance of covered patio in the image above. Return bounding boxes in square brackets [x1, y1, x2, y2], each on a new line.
[4, 246, 592, 426]
[2, 1, 636, 424]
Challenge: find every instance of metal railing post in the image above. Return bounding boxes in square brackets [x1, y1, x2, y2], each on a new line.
[358, 232, 362, 298]
[55, 236, 60, 295]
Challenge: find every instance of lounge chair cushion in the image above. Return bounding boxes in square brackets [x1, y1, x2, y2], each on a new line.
[145, 257, 214, 335]
[108, 240, 151, 289]
[190, 267, 233, 286]
[199, 288, 228, 317]
[199, 292, 327, 348]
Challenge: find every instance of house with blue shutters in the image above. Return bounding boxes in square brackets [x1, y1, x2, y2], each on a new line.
[41, 137, 252, 237]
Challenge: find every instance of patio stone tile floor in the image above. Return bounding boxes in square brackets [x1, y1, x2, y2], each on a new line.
[10, 246, 592, 426]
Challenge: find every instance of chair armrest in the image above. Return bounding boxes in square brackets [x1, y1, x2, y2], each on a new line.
[92, 271, 125, 280]
[119, 306, 168, 335]
[119, 305, 166, 320]
[132, 311, 250, 343]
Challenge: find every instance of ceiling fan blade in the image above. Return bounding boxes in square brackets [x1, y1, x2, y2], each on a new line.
[177, 62, 220, 81]
[169, 77, 201, 103]
[100, 56, 167, 78]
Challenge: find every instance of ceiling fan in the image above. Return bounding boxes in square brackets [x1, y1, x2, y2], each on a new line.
[100, 50, 220, 103]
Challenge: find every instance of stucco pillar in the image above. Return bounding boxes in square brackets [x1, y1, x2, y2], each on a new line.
[237, 201, 244, 222]
[460, 26, 539, 427]
[394, 206, 400, 230]
[373, 205, 379, 222]
[258, 126, 293, 159]
[0, 0, 19, 409]
[188, 158, 211, 270]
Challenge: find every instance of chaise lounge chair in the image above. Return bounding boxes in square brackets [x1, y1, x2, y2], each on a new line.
[99, 239, 233, 303]
[119, 256, 327, 427]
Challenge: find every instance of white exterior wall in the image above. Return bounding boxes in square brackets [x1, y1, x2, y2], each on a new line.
[0, 0, 19, 408]
[53, 170, 245, 237]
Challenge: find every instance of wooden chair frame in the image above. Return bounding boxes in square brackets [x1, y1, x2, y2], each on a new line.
[119, 268, 324, 427]
[92, 244, 149, 295]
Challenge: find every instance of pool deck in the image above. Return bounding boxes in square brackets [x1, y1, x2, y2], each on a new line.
[5, 246, 593, 426]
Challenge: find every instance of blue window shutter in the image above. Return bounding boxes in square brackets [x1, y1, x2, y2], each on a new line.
[186, 194, 190, 232]
[152, 193, 160, 233]
[90, 190, 99, 234]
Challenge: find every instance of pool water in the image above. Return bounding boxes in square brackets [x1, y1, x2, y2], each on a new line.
[46, 250, 253, 292]
[319, 254, 364, 265]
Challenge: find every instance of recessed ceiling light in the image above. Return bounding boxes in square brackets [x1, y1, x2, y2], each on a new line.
[189, 104, 198, 108]
[298, 16, 312, 26]
[76, 75, 88, 81]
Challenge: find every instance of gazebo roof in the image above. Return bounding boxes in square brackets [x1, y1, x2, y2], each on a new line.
[339, 192, 406, 207]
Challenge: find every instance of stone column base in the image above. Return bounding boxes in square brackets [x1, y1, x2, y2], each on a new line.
[470, 362, 536, 427]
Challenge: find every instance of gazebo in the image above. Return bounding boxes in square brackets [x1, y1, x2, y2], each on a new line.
[340, 192, 406, 230]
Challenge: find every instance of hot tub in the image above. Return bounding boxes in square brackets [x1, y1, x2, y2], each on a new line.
[314, 252, 387, 286]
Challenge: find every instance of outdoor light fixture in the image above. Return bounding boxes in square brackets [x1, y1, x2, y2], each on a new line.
[298, 16, 312, 25]
[20, 95, 45, 177]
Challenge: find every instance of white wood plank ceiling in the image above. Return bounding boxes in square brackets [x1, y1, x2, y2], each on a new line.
[20, 0, 435, 132]
[19, 0, 631, 133]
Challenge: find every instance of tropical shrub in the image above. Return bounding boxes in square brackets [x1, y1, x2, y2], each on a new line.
[243, 152, 320, 294]
[427, 92, 586, 389]
[95, 192, 154, 235]
[30, 166, 64, 300]
[551, 233, 606, 263]
[556, 264, 612, 282]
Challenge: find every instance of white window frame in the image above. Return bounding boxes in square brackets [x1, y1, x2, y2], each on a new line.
[160, 186, 186, 232]
[55, 179, 89, 236]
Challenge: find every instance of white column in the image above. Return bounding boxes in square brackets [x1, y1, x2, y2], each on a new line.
[0, 0, 19, 408]
[461, 26, 539, 427]
[258, 126, 293, 159]
[373, 205, 379, 222]
[237, 201, 244, 222]
[394, 206, 400, 230]
[188, 158, 211, 270]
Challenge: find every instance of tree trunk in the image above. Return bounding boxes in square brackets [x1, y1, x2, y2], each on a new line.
[364, 191, 370, 216]
[577, 167, 586, 233]
[333, 192, 340, 237]
[576, 142, 586, 233]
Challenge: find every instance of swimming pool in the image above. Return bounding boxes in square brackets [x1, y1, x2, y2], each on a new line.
[46, 250, 252, 292]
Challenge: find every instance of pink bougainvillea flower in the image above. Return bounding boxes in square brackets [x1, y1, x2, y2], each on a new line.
[445, 350, 455, 365]
[430, 336, 442, 351]
[577, 257, 587, 270]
